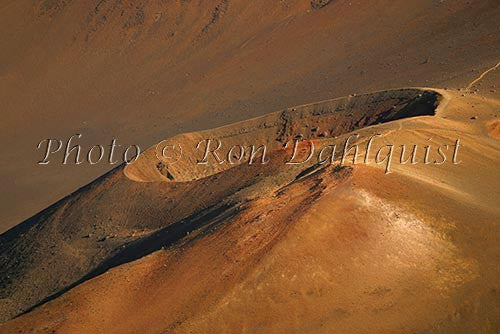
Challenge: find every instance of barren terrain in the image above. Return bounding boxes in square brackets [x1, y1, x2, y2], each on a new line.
[1, 0, 499, 333]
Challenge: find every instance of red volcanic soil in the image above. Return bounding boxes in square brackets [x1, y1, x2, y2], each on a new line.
[1, 1, 500, 333]
[1, 87, 500, 332]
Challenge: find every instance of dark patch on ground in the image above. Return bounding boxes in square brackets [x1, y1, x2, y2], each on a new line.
[38, 0, 72, 16]
[202, 0, 229, 33]
[19, 200, 242, 317]
[311, 0, 334, 10]
[157, 162, 175, 180]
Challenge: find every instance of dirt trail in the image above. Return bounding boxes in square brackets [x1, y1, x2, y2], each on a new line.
[466, 60, 500, 90]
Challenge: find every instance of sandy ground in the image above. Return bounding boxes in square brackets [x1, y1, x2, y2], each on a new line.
[1, 0, 499, 333]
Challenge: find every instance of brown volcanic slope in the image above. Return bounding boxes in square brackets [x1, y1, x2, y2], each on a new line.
[1, 0, 500, 333]
[0, 88, 440, 321]
[1, 87, 500, 333]
[1, 0, 500, 232]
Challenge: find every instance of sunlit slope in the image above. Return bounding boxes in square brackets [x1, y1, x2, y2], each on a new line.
[1, 89, 499, 332]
